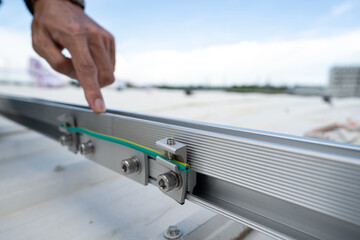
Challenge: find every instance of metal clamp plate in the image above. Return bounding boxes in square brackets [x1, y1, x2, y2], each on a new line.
[58, 114, 79, 153]
[79, 134, 149, 185]
[154, 138, 189, 204]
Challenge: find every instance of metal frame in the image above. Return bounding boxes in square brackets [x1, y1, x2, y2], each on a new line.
[1, 94, 360, 240]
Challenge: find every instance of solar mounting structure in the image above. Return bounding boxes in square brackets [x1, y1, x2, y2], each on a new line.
[0, 94, 359, 240]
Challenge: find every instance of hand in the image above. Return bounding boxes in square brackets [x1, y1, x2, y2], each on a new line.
[31, 0, 115, 113]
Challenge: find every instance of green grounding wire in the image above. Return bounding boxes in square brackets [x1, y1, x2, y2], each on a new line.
[60, 124, 190, 172]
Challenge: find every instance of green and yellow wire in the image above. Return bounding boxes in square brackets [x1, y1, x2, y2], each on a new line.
[60, 124, 190, 172]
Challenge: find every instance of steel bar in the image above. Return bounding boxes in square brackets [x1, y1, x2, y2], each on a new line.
[0, 94, 360, 240]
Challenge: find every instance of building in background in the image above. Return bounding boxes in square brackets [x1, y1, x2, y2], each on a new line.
[329, 66, 360, 97]
[286, 86, 325, 96]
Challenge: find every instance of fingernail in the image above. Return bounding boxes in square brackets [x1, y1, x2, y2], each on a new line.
[94, 98, 106, 113]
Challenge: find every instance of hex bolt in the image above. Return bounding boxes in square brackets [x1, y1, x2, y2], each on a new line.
[59, 135, 73, 146]
[79, 141, 94, 155]
[120, 157, 140, 175]
[157, 171, 181, 193]
[167, 137, 176, 145]
[163, 225, 182, 240]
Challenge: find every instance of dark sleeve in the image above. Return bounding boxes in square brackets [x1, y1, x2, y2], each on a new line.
[24, 0, 34, 15]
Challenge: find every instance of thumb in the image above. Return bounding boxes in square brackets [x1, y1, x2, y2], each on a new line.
[32, 31, 76, 78]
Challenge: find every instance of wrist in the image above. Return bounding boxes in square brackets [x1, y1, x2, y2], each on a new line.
[32, 0, 50, 16]
[28, 0, 85, 15]
[32, 0, 41, 13]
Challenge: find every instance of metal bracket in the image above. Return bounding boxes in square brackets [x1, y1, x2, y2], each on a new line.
[155, 137, 191, 204]
[57, 114, 149, 185]
[58, 114, 79, 153]
[78, 135, 149, 186]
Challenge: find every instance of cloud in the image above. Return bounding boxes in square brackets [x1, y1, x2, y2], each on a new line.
[331, 1, 356, 17]
[115, 30, 360, 86]
[1, 26, 360, 87]
[0, 28, 34, 69]
[0, 27, 65, 81]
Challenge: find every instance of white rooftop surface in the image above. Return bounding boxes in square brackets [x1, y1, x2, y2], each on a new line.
[2, 85, 360, 136]
[0, 85, 359, 240]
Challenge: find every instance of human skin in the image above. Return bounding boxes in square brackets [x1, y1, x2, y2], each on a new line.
[31, 0, 115, 113]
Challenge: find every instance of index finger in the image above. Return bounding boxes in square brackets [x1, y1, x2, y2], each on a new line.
[67, 37, 106, 113]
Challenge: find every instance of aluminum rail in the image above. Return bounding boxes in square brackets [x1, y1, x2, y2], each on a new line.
[1, 94, 360, 240]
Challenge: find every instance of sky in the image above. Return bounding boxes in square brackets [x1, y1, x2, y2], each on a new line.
[0, 0, 360, 86]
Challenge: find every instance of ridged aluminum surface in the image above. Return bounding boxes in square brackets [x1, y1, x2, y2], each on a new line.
[111, 116, 360, 226]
